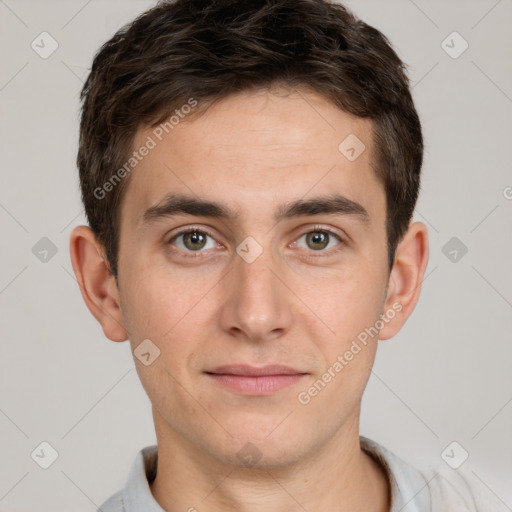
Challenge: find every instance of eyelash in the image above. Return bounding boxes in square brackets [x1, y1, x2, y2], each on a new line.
[166, 224, 345, 259]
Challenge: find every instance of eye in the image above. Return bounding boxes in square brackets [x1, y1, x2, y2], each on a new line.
[168, 228, 218, 253]
[167, 226, 344, 257]
[294, 228, 342, 253]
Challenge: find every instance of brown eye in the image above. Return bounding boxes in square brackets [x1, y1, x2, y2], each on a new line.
[296, 229, 342, 252]
[182, 231, 207, 251]
[305, 231, 330, 250]
[169, 229, 217, 253]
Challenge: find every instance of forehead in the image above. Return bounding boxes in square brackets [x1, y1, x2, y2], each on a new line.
[121, 88, 382, 230]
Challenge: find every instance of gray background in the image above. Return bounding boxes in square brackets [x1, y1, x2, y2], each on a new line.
[1, 0, 511, 510]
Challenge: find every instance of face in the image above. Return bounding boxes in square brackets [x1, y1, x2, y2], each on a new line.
[115, 88, 392, 467]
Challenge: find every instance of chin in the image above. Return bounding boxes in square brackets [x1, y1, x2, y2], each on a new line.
[206, 423, 311, 469]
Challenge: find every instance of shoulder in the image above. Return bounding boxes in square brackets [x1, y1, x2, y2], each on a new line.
[97, 490, 124, 512]
[360, 436, 507, 512]
[419, 465, 508, 512]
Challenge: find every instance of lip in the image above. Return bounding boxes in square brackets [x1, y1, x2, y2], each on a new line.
[204, 365, 308, 396]
[206, 364, 306, 376]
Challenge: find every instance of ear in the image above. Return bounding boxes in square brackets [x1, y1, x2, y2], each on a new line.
[378, 222, 429, 340]
[69, 225, 128, 342]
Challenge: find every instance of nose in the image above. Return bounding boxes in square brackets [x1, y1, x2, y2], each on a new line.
[217, 243, 294, 344]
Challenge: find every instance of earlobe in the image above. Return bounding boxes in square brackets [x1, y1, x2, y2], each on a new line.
[69, 225, 128, 342]
[378, 222, 429, 340]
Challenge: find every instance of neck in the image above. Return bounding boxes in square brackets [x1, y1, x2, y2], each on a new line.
[149, 411, 390, 512]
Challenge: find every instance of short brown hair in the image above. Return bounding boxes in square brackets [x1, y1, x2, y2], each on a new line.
[78, 0, 423, 279]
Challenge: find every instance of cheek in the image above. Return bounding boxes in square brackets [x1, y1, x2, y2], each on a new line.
[118, 267, 202, 412]
[118, 262, 220, 404]
[293, 272, 383, 417]
[119, 257, 211, 340]
[290, 260, 387, 344]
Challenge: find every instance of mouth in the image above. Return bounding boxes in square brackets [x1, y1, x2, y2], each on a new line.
[204, 364, 309, 395]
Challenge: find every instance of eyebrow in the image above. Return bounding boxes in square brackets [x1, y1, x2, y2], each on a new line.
[139, 193, 370, 228]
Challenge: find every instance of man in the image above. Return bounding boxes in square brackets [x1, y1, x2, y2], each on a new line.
[69, 0, 498, 510]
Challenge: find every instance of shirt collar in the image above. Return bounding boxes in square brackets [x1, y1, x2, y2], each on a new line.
[121, 445, 164, 511]
[360, 435, 431, 512]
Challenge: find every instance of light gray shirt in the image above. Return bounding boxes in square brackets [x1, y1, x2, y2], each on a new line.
[98, 436, 503, 511]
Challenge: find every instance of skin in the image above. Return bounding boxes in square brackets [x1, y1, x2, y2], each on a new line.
[70, 87, 428, 512]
